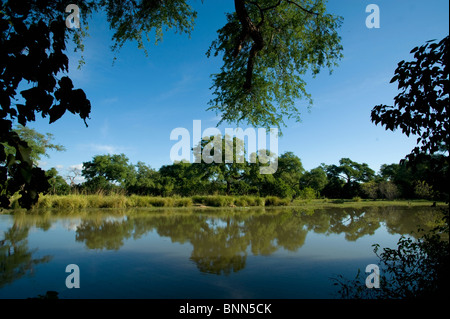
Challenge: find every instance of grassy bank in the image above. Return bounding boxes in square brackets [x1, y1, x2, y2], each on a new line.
[4, 194, 445, 212]
[25, 194, 290, 210]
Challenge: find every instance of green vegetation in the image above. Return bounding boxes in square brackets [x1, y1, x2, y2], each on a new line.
[3, 193, 443, 212]
[333, 36, 449, 300]
[333, 207, 449, 299]
[1, 0, 343, 209]
[3, 131, 447, 211]
[62, 148, 449, 201]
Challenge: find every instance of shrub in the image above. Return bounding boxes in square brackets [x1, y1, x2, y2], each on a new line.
[174, 197, 193, 207]
[298, 187, 318, 200]
[265, 196, 289, 206]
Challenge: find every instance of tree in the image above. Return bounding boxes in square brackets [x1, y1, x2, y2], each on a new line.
[81, 154, 135, 192]
[371, 36, 449, 159]
[336, 158, 375, 184]
[207, 0, 343, 130]
[1, 0, 91, 208]
[299, 166, 328, 194]
[127, 161, 159, 195]
[4, 125, 65, 165]
[380, 156, 448, 200]
[79, 0, 343, 131]
[323, 158, 375, 198]
[45, 167, 70, 195]
[66, 166, 82, 187]
[159, 161, 208, 196]
[273, 151, 304, 197]
[195, 135, 250, 195]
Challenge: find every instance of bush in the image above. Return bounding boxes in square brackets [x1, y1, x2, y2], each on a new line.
[265, 196, 290, 206]
[379, 181, 399, 200]
[298, 187, 318, 200]
[414, 180, 434, 200]
[174, 197, 193, 207]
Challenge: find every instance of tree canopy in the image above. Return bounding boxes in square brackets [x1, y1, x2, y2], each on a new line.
[206, 0, 343, 130]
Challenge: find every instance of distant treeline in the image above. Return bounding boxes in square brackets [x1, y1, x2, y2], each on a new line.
[46, 150, 449, 202]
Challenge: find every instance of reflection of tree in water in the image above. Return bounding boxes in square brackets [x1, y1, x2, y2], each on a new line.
[189, 216, 249, 275]
[327, 209, 381, 241]
[71, 207, 443, 275]
[0, 224, 52, 288]
[244, 214, 308, 254]
[75, 217, 135, 250]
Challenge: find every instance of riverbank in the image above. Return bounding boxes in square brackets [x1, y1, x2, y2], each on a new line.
[2, 194, 445, 213]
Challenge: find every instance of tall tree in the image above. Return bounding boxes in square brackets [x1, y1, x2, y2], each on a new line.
[82, 153, 135, 191]
[323, 158, 375, 198]
[195, 135, 250, 195]
[207, 0, 343, 130]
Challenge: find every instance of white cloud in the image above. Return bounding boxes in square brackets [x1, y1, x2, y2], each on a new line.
[69, 164, 83, 171]
[37, 161, 48, 168]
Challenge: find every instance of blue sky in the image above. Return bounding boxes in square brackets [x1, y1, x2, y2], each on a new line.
[27, 0, 449, 181]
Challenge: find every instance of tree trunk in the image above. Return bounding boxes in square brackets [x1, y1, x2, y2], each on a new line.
[234, 0, 265, 91]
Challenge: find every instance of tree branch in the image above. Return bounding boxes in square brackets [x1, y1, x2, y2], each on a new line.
[234, 0, 319, 91]
[285, 0, 319, 16]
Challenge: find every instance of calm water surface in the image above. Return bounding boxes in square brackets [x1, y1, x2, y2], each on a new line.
[0, 206, 442, 299]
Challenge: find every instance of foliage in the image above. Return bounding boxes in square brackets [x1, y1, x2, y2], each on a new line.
[82, 153, 135, 190]
[323, 158, 375, 199]
[371, 36, 449, 159]
[378, 181, 399, 200]
[0, 0, 91, 208]
[332, 37, 450, 299]
[299, 166, 328, 194]
[100, 0, 197, 55]
[1, 0, 345, 209]
[413, 180, 434, 200]
[45, 167, 70, 195]
[298, 187, 318, 200]
[333, 209, 449, 299]
[3, 125, 65, 164]
[207, 0, 343, 131]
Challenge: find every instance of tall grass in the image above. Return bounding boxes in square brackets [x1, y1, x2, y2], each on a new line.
[27, 194, 288, 210]
[8, 194, 444, 212]
[192, 195, 266, 207]
[264, 196, 290, 206]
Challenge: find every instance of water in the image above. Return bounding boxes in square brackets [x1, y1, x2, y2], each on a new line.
[0, 206, 442, 299]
